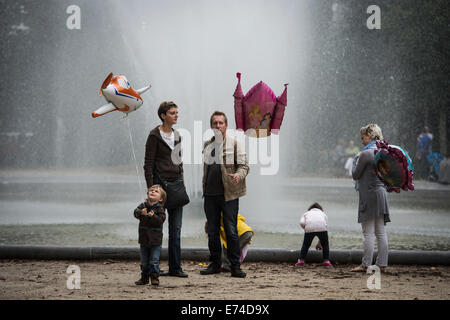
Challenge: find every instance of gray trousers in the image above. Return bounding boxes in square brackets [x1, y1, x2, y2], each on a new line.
[361, 215, 389, 267]
[222, 231, 253, 270]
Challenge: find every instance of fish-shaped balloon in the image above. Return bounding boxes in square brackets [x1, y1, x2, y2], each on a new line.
[233, 73, 287, 137]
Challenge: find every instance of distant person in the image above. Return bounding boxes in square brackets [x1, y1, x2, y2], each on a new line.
[415, 126, 433, 180]
[143, 101, 188, 278]
[344, 140, 360, 176]
[295, 203, 332, 268]
[133, 185, 166, 286]
[351, 124, 390, 273]
[426, 152, 444, 182]
[345, 140, 359, 156]
[200, 111, 250, 278]
[331, 139, 346, 176]
[438, 154, 450, 185]
[204, 213, 254, 272]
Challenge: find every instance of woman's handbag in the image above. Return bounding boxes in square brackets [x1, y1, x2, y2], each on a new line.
[156, 173, 190, 210]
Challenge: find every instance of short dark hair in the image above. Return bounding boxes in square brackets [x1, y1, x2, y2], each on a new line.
[210, 111, 228, 127]
[308, 202, 323, 211]
[158, 101, 178, 122]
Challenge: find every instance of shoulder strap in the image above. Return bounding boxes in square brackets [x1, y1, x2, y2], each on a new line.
[234, 138, 237, 165]
[174, 129, 182, 144]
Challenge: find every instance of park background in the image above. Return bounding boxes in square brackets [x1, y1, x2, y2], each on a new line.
[0, 0, 449, 251]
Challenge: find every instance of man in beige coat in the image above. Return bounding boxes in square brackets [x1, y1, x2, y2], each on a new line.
[200, 111, 249, 278]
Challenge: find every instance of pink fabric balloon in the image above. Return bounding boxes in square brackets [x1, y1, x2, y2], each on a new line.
[234, 73, 287, 137]
[374, 140, 415, 193]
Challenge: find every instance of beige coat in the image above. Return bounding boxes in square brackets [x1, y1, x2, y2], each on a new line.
[202, 134, 249, 201]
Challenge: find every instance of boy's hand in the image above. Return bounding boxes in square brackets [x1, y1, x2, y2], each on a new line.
[316, 242, 323, 251]
[148, 210, 154, 217]
[141, 208, 147, 216]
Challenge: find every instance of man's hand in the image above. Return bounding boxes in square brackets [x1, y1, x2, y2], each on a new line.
[227, 173, 240, 185]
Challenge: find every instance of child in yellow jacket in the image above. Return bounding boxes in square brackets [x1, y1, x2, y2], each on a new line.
[205, 213, 254, 272]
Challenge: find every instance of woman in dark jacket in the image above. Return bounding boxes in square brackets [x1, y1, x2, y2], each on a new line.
[351, 123, 390, 273]
[143, 101, 188, 277]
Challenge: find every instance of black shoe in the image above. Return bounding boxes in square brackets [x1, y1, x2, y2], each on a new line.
[231, 266, 246, 278]
[200, 263, 221, 275]
[170, 271, 188, 278]
[161, 270, 188, 278]
[135, 275, 149, 285]
[150, 273, 160, 286]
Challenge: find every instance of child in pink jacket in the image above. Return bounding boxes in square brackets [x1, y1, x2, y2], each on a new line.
[295, 203, 333, 267]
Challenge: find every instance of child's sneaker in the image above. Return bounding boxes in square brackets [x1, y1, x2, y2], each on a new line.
[295, 259, 305, 267]
[323, 260, 333, 268]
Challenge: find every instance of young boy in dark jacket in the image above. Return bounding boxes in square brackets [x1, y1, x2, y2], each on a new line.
[134, 185, 167, 286]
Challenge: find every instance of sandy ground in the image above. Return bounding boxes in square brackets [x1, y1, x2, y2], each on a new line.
[0, 259, 449, 300]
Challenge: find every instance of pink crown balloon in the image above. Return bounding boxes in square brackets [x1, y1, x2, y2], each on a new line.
[374, 140, 415, 193]
[233, 73, 287, 137]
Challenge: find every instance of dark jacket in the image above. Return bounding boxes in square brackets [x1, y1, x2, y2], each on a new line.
[144, 126, 183, 188]
[133, 202, 166, 245]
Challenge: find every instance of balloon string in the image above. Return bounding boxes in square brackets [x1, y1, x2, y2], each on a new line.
[125, 117, 146, 202]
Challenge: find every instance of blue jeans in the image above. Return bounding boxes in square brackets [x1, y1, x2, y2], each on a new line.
[139, 244, 161, 276]
[204, 195, 240, 267]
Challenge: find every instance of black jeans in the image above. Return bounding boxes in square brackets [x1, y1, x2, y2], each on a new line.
[204, 195, 240, 268]
[153, 175, 184, 273]
[222, 231, 253, 270]
[300, 231, 329, 260]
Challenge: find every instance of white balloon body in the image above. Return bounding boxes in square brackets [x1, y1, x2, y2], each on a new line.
[92, 74, 151, 118]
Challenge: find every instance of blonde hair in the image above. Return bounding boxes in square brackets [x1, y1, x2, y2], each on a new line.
[250, 105, 261, 115]
[360, 123, 383, 141]
[148, 184, 167, 204]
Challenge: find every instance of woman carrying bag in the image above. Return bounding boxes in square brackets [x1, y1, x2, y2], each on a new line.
[144, 101, 190, 278]
[351, 123, 390, 273]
